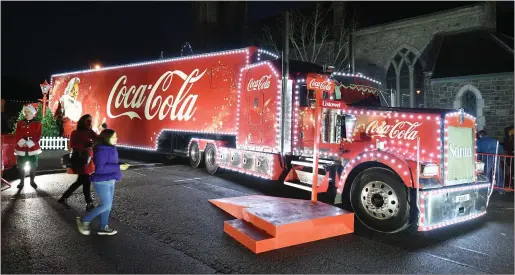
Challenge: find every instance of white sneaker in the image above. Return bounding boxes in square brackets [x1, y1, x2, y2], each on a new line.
[97, 226, 117, 236]
[76, 217, 90, 235]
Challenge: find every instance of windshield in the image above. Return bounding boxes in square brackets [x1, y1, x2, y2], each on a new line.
[333, 84, 382, 106]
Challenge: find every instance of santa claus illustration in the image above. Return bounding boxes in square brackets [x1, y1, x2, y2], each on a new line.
[60, 77, 83, 137]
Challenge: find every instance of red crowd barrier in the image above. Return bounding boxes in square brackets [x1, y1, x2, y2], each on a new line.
[1, 134, 17, 190]
[478, 153, 514, 192]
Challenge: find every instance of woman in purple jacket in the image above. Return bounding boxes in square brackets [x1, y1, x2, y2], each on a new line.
[76, 129, 129, 236]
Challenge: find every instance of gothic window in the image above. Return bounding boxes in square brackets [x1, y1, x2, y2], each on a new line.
[414, 61, 424, 108]
[385, 47, 424, 108]
[461, 90, 477, 117]
[387, 64, 396, 91]
[399, 62, 410, 107]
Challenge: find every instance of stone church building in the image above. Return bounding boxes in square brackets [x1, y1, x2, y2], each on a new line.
[351, 2, 514, 139]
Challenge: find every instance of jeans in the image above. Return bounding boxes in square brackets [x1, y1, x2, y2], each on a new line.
[82, 180, 115, 227]
[62, 174, 93, 203]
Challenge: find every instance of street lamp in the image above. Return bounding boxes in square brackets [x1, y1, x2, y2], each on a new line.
[94, 64, 101, 70]
[39, 80, 51, 116]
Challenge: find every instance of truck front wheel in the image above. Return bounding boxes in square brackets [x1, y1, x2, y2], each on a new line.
[204, 144, 218, 175]
[350, 168, 410, 233]
[189, 142, 203, 168]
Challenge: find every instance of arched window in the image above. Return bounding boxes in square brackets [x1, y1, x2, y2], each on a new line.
[453, 84, 485, 130]
[399, 62, 410, 107]
[386, 64, 396, 91]
[414, 61, 424, 108]
[385, 46, 424, 108]
[461, 91, 477, 117]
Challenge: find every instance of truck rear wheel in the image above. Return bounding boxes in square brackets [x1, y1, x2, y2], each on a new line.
[204, 144, 218, 175]
[189, 142, 203, 168]
[350, 168, 410, 233]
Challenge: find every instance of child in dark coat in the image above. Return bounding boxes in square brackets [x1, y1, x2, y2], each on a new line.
[76, 129, 129, 236]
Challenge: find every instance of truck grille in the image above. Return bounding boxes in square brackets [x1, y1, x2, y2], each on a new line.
[446, 126, 475, 185]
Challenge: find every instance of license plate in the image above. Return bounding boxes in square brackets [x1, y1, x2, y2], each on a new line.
[455, 194, 470, 203]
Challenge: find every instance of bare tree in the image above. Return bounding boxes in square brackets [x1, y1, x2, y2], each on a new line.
[259, 3, 356, 71]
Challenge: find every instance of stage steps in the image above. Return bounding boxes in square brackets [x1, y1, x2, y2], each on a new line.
[210, 195, 354, 253]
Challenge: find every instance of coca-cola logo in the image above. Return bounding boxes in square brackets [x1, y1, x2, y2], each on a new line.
[365, 120, 422, 140]
[309, 79, 332, 91]
[247, 75, 271, 91]
[107, 69, 206, 121]
[322, 101, 341, 108]
[449, 143, 473, 158]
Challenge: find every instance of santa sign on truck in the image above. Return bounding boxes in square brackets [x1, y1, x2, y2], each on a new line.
[49, 46, 493, 233]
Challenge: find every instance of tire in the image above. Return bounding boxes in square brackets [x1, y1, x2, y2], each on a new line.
[189, 142, 203, 168]
[350, 168, 411, 233]
[204, 144, 218, 175]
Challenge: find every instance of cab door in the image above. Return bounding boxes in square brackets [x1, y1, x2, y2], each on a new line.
[246, 71, 264, 145]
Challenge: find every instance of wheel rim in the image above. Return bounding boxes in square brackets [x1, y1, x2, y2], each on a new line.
[190, 144, 199, 163]
[206, 148, 216, 167]
[360, 181, 399, 220]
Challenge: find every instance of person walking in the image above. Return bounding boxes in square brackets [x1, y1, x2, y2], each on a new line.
[14, 105, 42, 189]
[58, 114, 97, 211]
[76, 129, 129, 236]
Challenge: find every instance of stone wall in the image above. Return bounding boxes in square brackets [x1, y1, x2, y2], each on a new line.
[425, 73, 514, 140]
[352, 3, 493, 81]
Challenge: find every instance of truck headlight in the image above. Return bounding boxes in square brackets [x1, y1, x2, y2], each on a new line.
[422, 163, 439, 177]
[475, 161, 485, 173]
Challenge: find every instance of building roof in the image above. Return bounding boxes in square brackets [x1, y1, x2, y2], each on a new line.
[423, 28, 514, 79]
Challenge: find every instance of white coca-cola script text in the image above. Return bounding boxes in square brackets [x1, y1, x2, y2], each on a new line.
[365, 120, 422, 140]
[107, 69, 206, 121]
[247, 75, 271, 91]
[309, 79, 332, 91]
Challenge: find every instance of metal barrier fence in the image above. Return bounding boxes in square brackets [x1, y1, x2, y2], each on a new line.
[477, 153, 514, 192]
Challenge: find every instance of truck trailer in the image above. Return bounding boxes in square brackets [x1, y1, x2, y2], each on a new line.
[49, 46, 494, 233]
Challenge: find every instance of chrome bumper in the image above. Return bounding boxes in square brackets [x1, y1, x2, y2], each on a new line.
[417, 180, 490, 231]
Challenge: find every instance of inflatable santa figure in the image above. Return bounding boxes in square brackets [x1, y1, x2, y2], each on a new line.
[60, 77, 82, 137]
[15, 105, 42, 189]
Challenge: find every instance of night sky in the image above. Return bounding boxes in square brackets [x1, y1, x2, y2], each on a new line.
[2, 1, 513, 102]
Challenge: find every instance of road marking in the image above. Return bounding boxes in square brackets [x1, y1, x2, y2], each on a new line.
[173, 177, 203, 183]
[452, 245, 490, 256]
[419, 252, 487, 273]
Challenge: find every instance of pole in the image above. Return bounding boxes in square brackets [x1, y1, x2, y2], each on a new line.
[42, 93, 47, 116]
[281, 11, 289, 153]
[416, 137, 421, 212]
[487, 141, 500, 207]
[312, 89, 322, 203]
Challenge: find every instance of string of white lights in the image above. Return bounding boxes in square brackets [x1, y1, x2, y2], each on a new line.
[331, 72, 382, 85]
[52, 48, 250, 77]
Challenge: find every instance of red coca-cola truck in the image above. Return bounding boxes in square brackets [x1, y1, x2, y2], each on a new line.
[49, 46, 493, 233]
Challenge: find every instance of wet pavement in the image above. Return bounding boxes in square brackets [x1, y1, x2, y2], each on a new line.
[1, 162, 513, 274]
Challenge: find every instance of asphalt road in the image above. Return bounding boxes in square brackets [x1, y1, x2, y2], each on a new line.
[1, 162, 513, 274]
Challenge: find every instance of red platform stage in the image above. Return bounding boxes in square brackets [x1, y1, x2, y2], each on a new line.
[210, 195, 354, 253]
